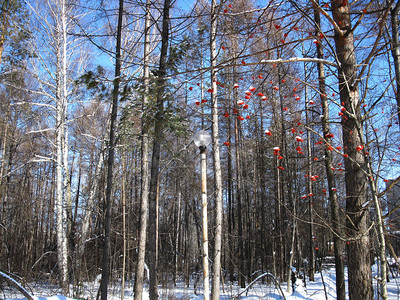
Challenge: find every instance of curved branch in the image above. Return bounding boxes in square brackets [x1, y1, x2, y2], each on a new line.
[0, 271, 35, 300]
[234, 272, 286, 300]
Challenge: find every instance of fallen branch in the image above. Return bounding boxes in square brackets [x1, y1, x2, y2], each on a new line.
[0, 270, 35, 300]
[234, 272, 286, 299]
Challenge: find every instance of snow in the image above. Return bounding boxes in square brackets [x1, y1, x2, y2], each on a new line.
[6, 297, 74, 300]
[3, 265, 400, 300]
[32, 297, 73, 300]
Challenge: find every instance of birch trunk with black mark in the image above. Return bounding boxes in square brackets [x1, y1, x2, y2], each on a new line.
[55, 0, 70, 293]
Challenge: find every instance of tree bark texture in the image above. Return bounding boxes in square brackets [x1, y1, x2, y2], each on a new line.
[303, 66, 315, 282]
[210, 0, 223, 298]
[313, 2, 346, 298]
[148, 0, 171, 298]
[234, 115, 245, 289]
[134, 0, 152, 298]
[200, 148, 210, 300]
[391, 1, 400, 130]
[331, 1, 372, 299]
[55, 0, 69, 293]
[100, 0, 123, 298]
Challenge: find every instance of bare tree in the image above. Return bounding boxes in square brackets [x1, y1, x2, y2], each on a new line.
[148, 0, 172, 298]
[331, 1, 372, 298]
[210, 0, 223, 298]
[134, 0, 152, 299]
[312, 2, 345, 297]
[99, 0, 124, 298]
[391, 1, 400, 129]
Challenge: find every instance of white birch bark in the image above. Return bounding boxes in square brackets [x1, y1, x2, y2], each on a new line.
[134, 0, 151, 298]
[55, 0, 69, 293]
[77, 144, 105, 265]
[55, 97, 68, 293]
[370, 179, 388, 300]
[201, 149, 210, 300]
[25, 0, 93, 291]
[210, 0, 223, 298]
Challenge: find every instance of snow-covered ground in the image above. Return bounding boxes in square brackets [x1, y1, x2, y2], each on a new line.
[2, 265, 400, 299]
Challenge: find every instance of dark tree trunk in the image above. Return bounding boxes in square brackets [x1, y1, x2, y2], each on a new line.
[312, 2, 346, 298]
[226, 102, 235, 283]
[148, 0, 171, 298]
[304, 81, 315, 282]
[234, 114, 246, 288]
[331, 1, 372, 299]
[100, 0, 123, 299]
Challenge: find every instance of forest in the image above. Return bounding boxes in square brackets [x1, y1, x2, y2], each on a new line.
[1, 0, 400, 299]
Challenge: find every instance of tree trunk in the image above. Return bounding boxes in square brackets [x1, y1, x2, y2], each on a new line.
[286, 200, 297, 293]
[210, 0, 223, 298]
[313, 2, 346, 298]
[173, 189, 182, 285]
[100, 0, 123, 298]
[226, 106, 234, 283]
[277, 72, 287, 283]
[121, 150, 127, 300]
[391, 1, 400, 130]
[148, 0, 171, 298]
[370, 178, 388, 299]
[200, 147, 210, 300]
[55, 0, 69, 292]
[303, 64, 315, 282]
[134, 0, 152, 298]
[331, 2, 373, 299]
[272, 91, 284, 282]
[234, 115, 245, 289]
[77, 144, 105, 280]
[0, 111, 9, 215]
[257, 104, 268, 278]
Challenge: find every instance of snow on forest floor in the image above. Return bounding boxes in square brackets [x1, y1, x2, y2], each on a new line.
[2, 265, 400, 300]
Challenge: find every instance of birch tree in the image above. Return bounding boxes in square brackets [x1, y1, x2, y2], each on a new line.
[209, 1, 223, 298]
[25, 0, 92, 292]
[134, 0, 152, 298]
[391, 1, 400, 129]
[27, 0, 74, 292]
[55, 0, 70, 291]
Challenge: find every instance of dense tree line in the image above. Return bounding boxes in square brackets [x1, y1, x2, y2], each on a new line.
[1, 0, 400, 299]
